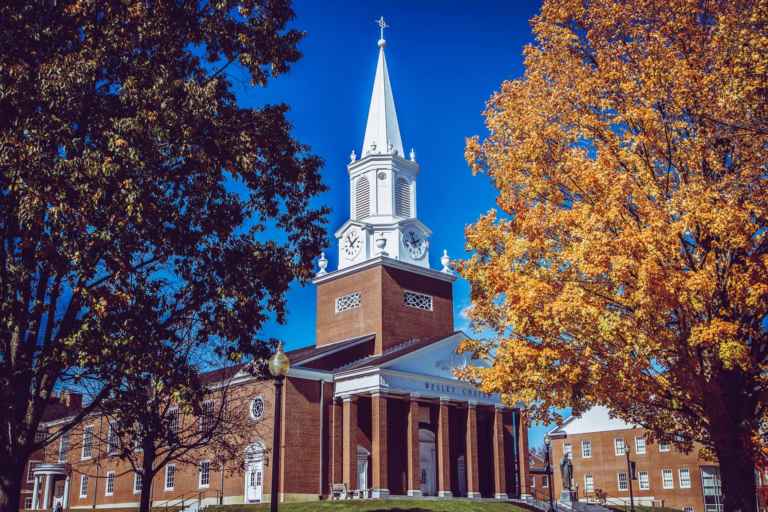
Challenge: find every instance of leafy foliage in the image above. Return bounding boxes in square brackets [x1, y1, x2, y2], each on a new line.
[460, 1, 767, 510]
[0, 1, 326, 510]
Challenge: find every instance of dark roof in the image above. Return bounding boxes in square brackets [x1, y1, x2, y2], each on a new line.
[334, 331, 462, 373]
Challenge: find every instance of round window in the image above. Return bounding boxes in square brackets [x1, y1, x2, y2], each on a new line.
[250, 397, 265, 420]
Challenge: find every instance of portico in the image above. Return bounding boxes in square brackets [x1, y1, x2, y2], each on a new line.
[326, 334, 525, 499]
[30, 463, 69, 511]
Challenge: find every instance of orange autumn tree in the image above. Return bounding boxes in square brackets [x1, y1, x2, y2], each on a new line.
[460, 1, 768, 510]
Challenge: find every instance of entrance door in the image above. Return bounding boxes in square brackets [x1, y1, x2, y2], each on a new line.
[356, 446, 370, 494]
[244, 442, 265, 503]
[457, 455, 467, 497]
[245, 466, 263, 503]
[419, 429, 437, 496]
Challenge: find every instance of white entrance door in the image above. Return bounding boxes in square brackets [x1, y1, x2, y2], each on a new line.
[419, 429, 437, 496]
[356, 446, 370, 494]
[244, 442, 265, 503]
[245, 465, 263, 502]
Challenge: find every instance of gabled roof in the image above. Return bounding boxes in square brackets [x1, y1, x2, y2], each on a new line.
[548, 405, 636, 438]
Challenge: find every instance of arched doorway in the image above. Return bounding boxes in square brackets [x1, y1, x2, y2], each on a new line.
[244, 442, 265, 503]
[418, 429, 437, 496]
[356, 446, 370, 494]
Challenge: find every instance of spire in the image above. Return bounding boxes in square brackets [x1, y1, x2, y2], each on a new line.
[362, 17, 404, 158]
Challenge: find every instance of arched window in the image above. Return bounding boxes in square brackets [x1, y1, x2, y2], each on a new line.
[395, 177, 411, 217]
[355, 176, 370, 219]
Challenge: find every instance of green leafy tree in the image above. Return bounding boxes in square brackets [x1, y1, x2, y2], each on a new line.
[0, 2, 327, 511]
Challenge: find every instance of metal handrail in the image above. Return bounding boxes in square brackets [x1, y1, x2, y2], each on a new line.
[162, 489, 219, 512]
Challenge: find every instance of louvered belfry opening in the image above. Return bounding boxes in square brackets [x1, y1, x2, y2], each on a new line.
[355, 176, 370, 219]
[396, 177, 410, 217]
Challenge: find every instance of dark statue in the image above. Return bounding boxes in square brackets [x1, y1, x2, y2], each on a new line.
[560, 455, 573, 490]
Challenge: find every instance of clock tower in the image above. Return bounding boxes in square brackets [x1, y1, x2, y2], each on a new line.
[313, 19, 456, 355]
[335, 20, 431, 270]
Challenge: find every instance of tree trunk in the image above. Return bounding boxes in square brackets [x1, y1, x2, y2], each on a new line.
[0, 457, 24, 512]
[706, 371, 759, 512]
[139, 444, 156, 512]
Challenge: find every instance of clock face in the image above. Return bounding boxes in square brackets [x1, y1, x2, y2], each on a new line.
[403, 229, 427, 259]
[342, 229, 362, 259]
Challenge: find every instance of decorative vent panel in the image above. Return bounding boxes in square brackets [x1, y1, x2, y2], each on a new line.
[403, 291, 433, 311]
[355, 177, 370, 219]
[335, 292, 361, 313]
[396, 177, 411, 217]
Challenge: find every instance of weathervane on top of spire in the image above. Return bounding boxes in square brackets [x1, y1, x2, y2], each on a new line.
[375, 16, 388, 47]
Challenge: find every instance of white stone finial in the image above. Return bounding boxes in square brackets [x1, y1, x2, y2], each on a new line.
[441, 249, 453, 274]
[350, 149, 356, 162]
[387, 142, 394, 153]
[375, 235, 388, 257]
[409, 148, 416, 161]
[317, 252, 328, 276]
[376, 16, 388, 47]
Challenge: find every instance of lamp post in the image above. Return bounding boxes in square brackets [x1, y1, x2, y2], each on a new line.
[624, 445, 636, 512]
[268, 343, 290, 512]
[544, 435, 556, 512]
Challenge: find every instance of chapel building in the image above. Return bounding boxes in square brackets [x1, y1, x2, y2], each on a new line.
[22, 25, 531, 510]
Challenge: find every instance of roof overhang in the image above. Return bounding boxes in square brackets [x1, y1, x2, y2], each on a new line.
[312, 255, 456, 285]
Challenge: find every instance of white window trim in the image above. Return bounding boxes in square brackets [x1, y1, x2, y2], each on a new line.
[563, 443, 573, 460]
[581, 440, 592, 458]
[335, 292, 361, 313]
[614, 438, 626, 456]
[679, 467, 692, 489]
[584, 473, 594, 493]
[105, 471, 115, 496]
[249, 396, 265, 421]
[635, 436, 646, 455]
[58, 432, 69, 463]
[659, 441, 671, 452]
[165, 464, 176, 491]
[617, 472, 628, 491]
[133, 473, 142, 494]
[403, 290, 433, 311]
[24, 497, 33, 509]
[530, 476, 535, 488]
[199, 460, 211, 488]
[79, 475, 88, 498]
[199, 400, 214, 432]
[81, 425, 95, 460]
[662, 468, 674, 489]
[27, 460, 41, 483]
[542, 475, 549, 488]
[638, 470, 650, 490]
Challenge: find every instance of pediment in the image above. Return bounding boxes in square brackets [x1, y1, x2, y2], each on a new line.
[383, 331, 479, 380]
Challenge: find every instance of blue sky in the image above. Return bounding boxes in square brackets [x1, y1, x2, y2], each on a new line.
[232, 0, 555, 447]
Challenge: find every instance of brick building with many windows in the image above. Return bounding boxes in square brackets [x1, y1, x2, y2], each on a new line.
[548, 406, 723, 512]
[22, 24, 531, 510]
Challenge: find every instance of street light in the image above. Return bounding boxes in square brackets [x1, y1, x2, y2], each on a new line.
[268, 343, 290, 512]
[543, 435, 556, 512]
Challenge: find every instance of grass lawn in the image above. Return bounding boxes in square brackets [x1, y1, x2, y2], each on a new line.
[206, 499, 530, 512]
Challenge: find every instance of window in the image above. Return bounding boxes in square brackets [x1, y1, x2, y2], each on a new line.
[105, 472, 115, 496]
[581, 440, 592, 458]
[563, 443, 573, 459]
[542, 475, 549, 488]
[27, 460, 40, 483]
[81, 426, 94, 459]
[584, 473, 594, 494]
[395, 177, 411, 217]
[684, 507, 694, 512]
[35, 429, 47, 443]
[58, 432, 69, 462]
[614, 438, 626, 456]
[659, 440, 671, 452]
[167, 408, 180, 442]
[199, 401, 214, 432]
[79, 475, 88, 498]
[618, 472, 629, 491]
[199, 461, 210, 488]
[107, 423, 119, 455]
[403, 290, 433, 311]
[639, 471, 650, 490]
[335, 292, 361, 313]
[662, 468, 674, 489]
[635, 436, 646, 455]
[250, 397, 265, 420]
[133, 472, 143, 494]
[679, 468, 692, 489]
[165, 464, 176, 491]
[24, 497, 33, 509]
[355, 177, 370, 219]
[530, 476, 535, 488]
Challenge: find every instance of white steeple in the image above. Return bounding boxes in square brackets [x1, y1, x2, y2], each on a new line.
[333, 17, 432, 272]
[361, 17, 404, 157]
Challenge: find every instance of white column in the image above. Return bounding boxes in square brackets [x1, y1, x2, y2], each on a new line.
[62, 477, 70, 508]
[31, 475, 40, 510]
[42, 475, 51, 510]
